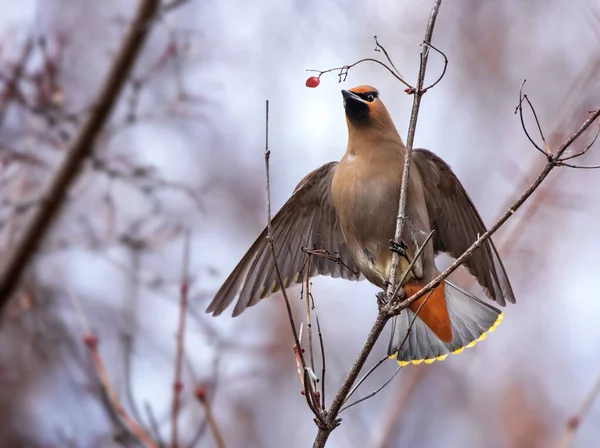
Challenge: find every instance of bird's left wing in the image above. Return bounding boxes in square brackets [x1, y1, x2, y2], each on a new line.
[412, 149, 516, 306]
[206, 162, 362, 317]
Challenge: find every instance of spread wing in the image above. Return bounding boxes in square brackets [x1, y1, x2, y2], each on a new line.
[412, 149, 516, 306]
[206, 162, 362, 317]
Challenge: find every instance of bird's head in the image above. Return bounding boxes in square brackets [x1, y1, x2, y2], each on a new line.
[341, 85, 401, 142]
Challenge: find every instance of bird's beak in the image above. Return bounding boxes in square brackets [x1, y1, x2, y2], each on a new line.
[342, 89, 366, 108]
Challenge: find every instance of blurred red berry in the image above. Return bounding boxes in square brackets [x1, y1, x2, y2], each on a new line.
[305, 76, 320, 88]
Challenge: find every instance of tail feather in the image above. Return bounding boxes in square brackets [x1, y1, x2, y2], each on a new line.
[388, 281, 503, 366]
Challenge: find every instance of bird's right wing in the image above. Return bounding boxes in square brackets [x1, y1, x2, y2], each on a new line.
[206, 162, 362, 317]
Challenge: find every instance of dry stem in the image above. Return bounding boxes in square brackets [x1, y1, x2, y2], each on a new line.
[0, 0, 161, 311]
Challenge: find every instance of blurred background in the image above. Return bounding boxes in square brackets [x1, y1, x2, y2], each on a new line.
[1, 0, 600, 447]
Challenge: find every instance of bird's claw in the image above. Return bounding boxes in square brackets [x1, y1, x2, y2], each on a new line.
[389, 239, 408, 257]
[377, 291, 388, 307]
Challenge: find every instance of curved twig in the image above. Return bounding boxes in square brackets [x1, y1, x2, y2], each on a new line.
[421, 42, 448, 92]
[307, 58, 412, 90]
[515, 80, 550, 158]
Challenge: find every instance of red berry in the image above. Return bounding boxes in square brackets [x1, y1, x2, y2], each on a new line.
[305, 77, 320, 88]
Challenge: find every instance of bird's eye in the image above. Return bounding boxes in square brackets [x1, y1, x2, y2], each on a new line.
[366, 94, 375, 102]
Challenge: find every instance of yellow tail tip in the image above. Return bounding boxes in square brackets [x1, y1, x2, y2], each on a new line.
[395, 312, 504, 367]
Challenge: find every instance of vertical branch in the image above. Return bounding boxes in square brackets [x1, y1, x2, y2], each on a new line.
[304, 254, 318, 394]
[263, 101, 319, 416]
[0, 0, 161, 311]
[385, 0, 443, 299]
[171, 230, 191, 448]
[312, 3, 444, 447]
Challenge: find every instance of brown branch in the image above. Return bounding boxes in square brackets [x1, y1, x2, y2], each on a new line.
[386, 0, 443, 299]
[66, 288, 157, 448]
[304, 255, 318, 395]
[391, 106, 600, 316]
[263, 100, 322, 420]
[311, 2, 444, 446]
[194, 388, 226, 448]
[555, 371, 600, 448]
[170, 230, 191, 448]
[0, 0, 161, 312]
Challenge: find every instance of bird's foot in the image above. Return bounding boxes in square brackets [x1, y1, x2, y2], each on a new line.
[389, 239, 408, 258]
[376, 291, 388, 307]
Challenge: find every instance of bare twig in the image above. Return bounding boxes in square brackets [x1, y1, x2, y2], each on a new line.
[195, 388, 226, 448]
[392, 106, 600, 316]
[386, 0, 443, 300]
[516, 80, 551, 157]
[66, 289, 157, 448]
[304, 254, 318, 394]
[560, 118, 600, 161]
[315, 310, 327, 410]
[555, 371, 600, 448]
[263, 100, 322, 420]
[339, 366, 402, 413]
[170, 230, 191, 448]
[0, 0, 161, 311]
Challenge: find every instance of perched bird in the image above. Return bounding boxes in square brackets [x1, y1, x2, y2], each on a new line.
[206, 85, 515, 366]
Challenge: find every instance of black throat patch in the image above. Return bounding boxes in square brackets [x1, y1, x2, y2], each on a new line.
[344, 97, 370, 125]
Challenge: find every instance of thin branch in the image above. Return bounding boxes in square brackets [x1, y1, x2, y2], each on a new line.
[339, 366, 402, 413]
[342, 356, 388, 406]
[144, 402, 165, 448]
[307, 58, 412, 90]
[312, 3, 444, 447]
[170, 230, 191, 448]
[560, 115, 600, 161]
[195, 389, 226, 448]
[556, 161, 600, 169]
[393, 230, 435, 298]
[304, 254, 318, 395]
[373, 36, 403, 78]
[314, 308, 327, 410]
[555, 371, 600, 448]
[385, 0, 443, 301]
[515, 80, 550, 158]
[341, 288, 433, 411]
[263, 100, 322, 420]
[0, 0, 161, 311]
[421, 42, 448, 92]
[66, 289, 157, 448]
[391, 106, 600, 316]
